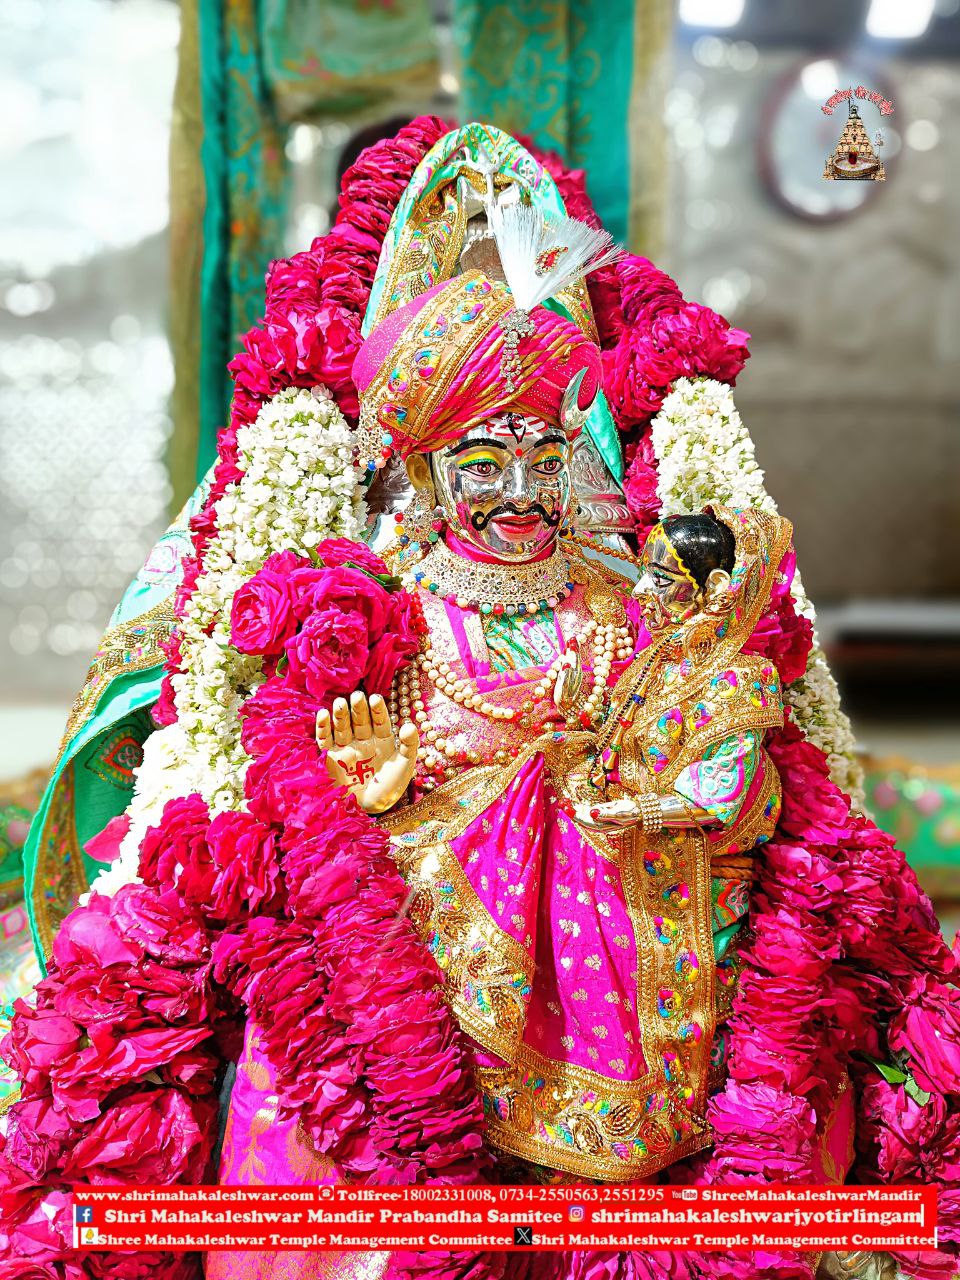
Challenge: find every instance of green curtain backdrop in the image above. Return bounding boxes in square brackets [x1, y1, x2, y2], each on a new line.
[168, 0, 438, 507]
[452, 0, 672, 251]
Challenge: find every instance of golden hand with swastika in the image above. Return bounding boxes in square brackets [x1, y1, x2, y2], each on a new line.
[316, 691, 420, 814]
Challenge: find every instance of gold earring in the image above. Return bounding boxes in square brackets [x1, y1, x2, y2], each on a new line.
[393, 485, 443, 559]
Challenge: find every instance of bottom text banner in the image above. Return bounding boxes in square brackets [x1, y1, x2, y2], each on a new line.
[69, 1185, 938, 1253]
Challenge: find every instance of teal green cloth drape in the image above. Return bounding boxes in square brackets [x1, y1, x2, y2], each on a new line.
[170, 0, 438, 506]
[452, 0, 672, 250]
[170, 0, 289, 510]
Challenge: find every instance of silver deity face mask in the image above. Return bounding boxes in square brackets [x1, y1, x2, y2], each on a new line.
[431, 412, 573, 561]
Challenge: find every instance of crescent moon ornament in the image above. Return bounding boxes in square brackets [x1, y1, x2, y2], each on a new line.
[560, 368, 595, 440]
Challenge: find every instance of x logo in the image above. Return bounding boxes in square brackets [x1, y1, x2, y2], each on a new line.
[514, 1226, 533, 1246]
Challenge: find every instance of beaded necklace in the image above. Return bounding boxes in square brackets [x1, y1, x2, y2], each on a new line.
[405, 538, 576, 616]
[387, 558, 634, 778]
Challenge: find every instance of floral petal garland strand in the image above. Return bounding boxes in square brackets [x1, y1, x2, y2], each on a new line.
[107, 386, 364, 894]
[649, 376, 960, 1280]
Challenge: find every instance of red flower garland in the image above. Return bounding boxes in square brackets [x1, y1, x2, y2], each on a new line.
[0, 547, 485, 1280]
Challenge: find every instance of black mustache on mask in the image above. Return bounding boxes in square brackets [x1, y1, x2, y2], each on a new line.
[471, 503, 560, 533]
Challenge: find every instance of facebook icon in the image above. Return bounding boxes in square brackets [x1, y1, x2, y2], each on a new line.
[75, 1206, 93, 1223]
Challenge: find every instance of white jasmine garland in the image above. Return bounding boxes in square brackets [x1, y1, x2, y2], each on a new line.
[650, 377, 865, 804]
[88, 388, 366, 899]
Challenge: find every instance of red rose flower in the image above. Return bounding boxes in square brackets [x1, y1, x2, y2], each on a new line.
[62, 1088, 218, 1184]
[888, 973, 960, 1096]
[206, 809, 283, 920]
[230, 549, 304, 656]
[284, 606, 369, 702]
[138, 794, 213, 906]
[363, 593, 421, 698]
[2, 1093, 74, 1181]
[290, 563, 389, 634]
[314, 537, 387, 576]
[109, 882, 210, 967]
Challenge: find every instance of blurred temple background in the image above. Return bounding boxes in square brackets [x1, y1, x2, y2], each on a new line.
[0, 0, 958, 967]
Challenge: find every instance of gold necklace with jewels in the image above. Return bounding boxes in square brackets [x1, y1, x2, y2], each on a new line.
[404, 538, 576, 616]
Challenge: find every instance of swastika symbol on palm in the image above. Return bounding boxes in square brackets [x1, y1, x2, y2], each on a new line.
[343, 757, 376, 785]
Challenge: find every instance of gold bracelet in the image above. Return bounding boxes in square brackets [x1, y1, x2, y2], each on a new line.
[635, 792, 663, 834]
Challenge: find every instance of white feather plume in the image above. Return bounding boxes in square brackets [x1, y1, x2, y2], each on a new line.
[489, 201, 621, 313]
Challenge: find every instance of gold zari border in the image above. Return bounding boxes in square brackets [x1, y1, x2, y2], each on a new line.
[55, 596, 176, 769]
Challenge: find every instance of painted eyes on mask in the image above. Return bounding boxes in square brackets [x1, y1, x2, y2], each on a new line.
[643, 564, 675, 590]
[534, 453, 565, 477]
[455, 454, 501, 478]
[454, 449, 567, 479]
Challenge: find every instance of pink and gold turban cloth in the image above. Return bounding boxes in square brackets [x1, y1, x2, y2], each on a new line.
[352, 269, 602, 472]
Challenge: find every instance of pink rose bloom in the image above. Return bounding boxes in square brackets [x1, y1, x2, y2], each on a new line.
[53, 950, 210, 1036]
[264, 246, 323, 310]
[51, 1022, 213, 1121]
[617, 254, 684, 327]
[623, 434, 660, 528]
[230, 549, 304, 655]
[285, 804, 392, 918]
[284, 606, 369, 701]
[290, 563, 389, 634]
[243, 738, 332, 830]
[0, 1183, 72, 1264]
[767, 718, 853, 843]
[836, 818, 951, 977]
[707, 1081, 817, 1180]
[887, 1249, 959, 1280]
[2, 1093, 74, 1181]
[138, 793, 213, 905]
[86, 1254, 202, 1280]
[0, 1264, 63, 1280]
[240, 678, 321, 757]
[313, 537, 387, 576]
[742, 597, 813, 685]
[386, 1252, 503, 1280]
[861, 1077, 960, 1183]
[601, 342, 668, 431]
[109, 882, 209, 967]
[653, 302, 750, 385]
[363, 592, 421, 698]
[51, 892, 141, 971]
[888, 972, 960, 1095]
[62, 1087, 218, 1184]
[1, 999, 83, 1095]
[206, 809, 282, 919]
[83, 812, 131, 867]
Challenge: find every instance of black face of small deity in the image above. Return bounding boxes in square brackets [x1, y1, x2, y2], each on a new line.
[431, 412, 573, 561]
[635, 514, 735, 630]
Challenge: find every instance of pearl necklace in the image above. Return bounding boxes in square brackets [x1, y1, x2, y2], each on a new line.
[387, 613, 634, 778]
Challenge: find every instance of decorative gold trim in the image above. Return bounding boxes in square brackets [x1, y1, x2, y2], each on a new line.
[605, 511, 793, 754]
[0, 1085, 21, 1118]
[391, 838, 535, 1063]
[386, 757, 719, 1180]
[55, 596, 176, 769]
[376, 183, 470, 325]
[724, 750, 781, 854]
[32, 762, 88, 960]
